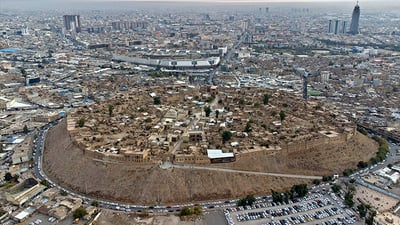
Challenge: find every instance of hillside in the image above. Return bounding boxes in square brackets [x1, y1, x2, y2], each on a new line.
[43, 120, 377, 204]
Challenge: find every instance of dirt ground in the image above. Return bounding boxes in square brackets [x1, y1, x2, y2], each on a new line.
[43, 120, 377, 204]
[96, 210, 205, 225]
[355, 185, 398, 211]
[213, 132, 377, 176]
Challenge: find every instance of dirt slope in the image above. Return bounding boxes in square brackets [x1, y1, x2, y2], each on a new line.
[43, 120, 376, 204]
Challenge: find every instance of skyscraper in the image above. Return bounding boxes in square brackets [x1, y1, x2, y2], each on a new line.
[341, 21, 347, 34]
[349, 2, 360, 35]
[328, 20, 333, 33]
[63, 15, 81, 33]
[334, 20, 340, 34]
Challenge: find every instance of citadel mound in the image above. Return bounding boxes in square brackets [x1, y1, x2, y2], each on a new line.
[43, 85, 378, 204]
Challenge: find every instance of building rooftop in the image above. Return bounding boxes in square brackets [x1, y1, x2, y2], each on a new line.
[207, 149, 234, 159]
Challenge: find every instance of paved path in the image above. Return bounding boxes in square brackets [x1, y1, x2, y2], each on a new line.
[170, 164, 322, 180]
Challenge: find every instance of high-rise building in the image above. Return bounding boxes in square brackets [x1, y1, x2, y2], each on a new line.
[349, 2, 360, 35]
[242, 19, 249, 31]
[328, 20, 333, 33]
[63, 15, 81, 33]
[341, 21, 347, 34]
[334, 20, 340, 34]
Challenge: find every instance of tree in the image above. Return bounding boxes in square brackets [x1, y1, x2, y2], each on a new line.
[77, 118, 85, 127]
[193, 205, 202, 215]
[244, 121, 252, 133]
[23, 124, 28, 133]
[291, 184, 308, 198]
[204, 106, 211, 117]
[20, 68, 26, 76]
[357, 204, 367, 218]
[271, 190, 283, 203]
[40, 180, 49, 187]
[331, 184, 341, 194]
[313, 179, 321, 185]
[0, 142, 3, 152]
[4, 172, 12, 182]
[108, 105, 114, 117]
[237, 195, 256, 207]
[222, 131, 232, 143]
[180, 206, 193, 216]
[153, 96, 161, 105]
[215, 110, 219, 119]
[343, 168, 354, 177]
[344, 191, 354, 208]
[279, 110, 286, 122]
[60, 190, 68, 196]
[357, 161, 368, 169]
[365, 210, 376, 225]
[263, 94, 269, 105]
[73, 207, 87, 219]
[322, 175, 333, 182]
[91, 201, 99, 207]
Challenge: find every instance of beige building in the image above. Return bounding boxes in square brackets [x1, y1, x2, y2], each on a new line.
[6, 178, 46, 206]
[31, 112, 61, 123]
[374, 212, 400, 225]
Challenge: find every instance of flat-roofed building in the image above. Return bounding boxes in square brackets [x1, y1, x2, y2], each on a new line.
[374, 212, 400, 225]
[6, 178, 46, 206]
[207, 149, 235, 163]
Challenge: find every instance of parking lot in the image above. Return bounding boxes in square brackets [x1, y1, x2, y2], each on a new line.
[224, 192, 359, 225]
[24, 213, 57, 225]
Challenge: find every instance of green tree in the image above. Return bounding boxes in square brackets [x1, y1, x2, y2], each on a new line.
[20, 68, 26, 75]
[73, 207, 87, 219]
[331, 184, 341, 194]
[357, 204, 367, 218]
[239, 98, 245, 105]
[343, 168, 354, 177]
[40, 180, 49, 187]
[222, 131, 232, 143]
[237, 195, 256, 206]
[108, 105, 114, 117]
[244, 121, 252, 133]
[344, 191, 354, 208]
[279, 110, 286, 122]
[263, 94, 269, 105]
[365, 210, 376, 225]
[313, 179, 321, 185]
[322, 175, 333, 182]
[77, 118, 85, 127]
[357, 161, 368, 169]
[153, 96, 161, 105]
[60, 190, 68, 196]
[291, 184, 308, 198]
[193, 205, 202, 215]
[4, 172, 12, 181]
[180, 206, 193, 216]
[215, 110, 219, 119]
[23, 124, 28, 133]
[91, 201, 99, 207]
[204, 106, 211, 117]
[271, 190, 283, 203]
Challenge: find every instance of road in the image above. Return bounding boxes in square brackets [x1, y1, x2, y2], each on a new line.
[32, 119, 400, 217]
[208, 31, 247, 85]
[171, 164, 323, 180]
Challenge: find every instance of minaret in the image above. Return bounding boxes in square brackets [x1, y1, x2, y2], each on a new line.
[349, 1, 360, 35]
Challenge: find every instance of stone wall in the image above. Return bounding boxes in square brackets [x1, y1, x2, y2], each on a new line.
[283, 130, 355, 153]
